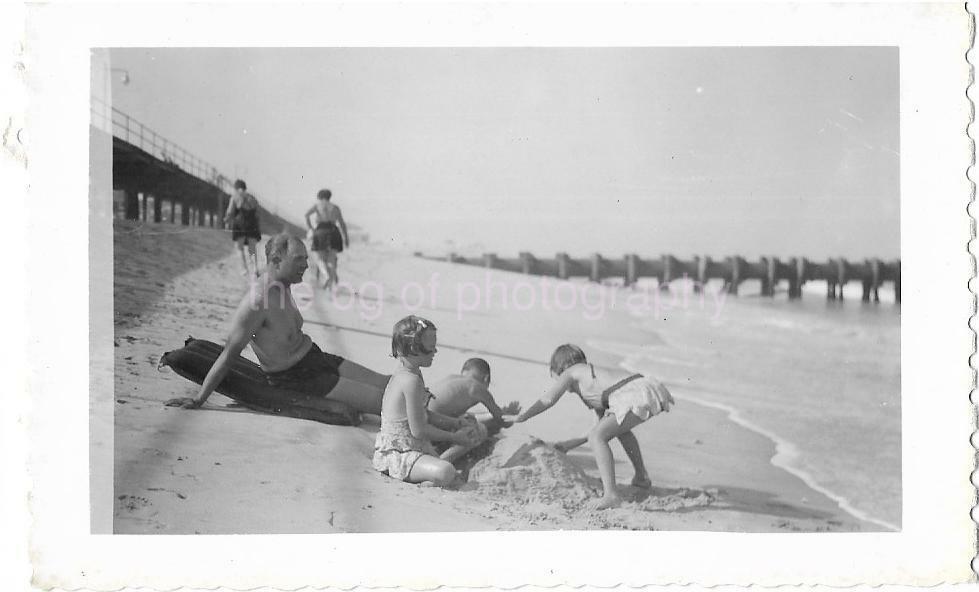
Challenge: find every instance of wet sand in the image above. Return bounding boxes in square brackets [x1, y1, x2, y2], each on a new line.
[107, 220, 872, 533]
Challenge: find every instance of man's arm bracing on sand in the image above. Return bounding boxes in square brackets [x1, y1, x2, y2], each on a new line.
[167, 296, 265, 409]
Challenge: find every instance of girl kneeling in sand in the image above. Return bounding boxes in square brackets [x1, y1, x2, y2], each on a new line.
[515, 344, 675, 509]
[373, 316, 482, 486]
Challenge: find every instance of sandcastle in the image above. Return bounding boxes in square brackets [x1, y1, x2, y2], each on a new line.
[462, 434, 716, 524]
[463, 435, 602, 511]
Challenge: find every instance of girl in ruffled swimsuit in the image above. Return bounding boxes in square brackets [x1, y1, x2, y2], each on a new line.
[515, 344, 675, 509]
[373, 316, 481, 486]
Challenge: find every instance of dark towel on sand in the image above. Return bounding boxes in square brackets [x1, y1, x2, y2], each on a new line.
[160, 337, 360, 426]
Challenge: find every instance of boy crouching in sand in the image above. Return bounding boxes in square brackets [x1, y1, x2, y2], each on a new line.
[515, 344, 675, 509]
[428, 358, 521, 462]
[372, 316, 482, 487]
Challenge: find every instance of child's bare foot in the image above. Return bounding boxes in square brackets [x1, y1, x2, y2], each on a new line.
[589, 493, 623, 510]
[631, 475, 652, 489]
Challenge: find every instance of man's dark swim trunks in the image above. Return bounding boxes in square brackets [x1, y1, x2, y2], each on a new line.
[312, 221, 344, 252]
[264, 343, 345, 396]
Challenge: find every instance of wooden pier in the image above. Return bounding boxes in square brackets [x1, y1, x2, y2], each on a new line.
[422, 252, 901, 303]
[96, 101, 303, 236]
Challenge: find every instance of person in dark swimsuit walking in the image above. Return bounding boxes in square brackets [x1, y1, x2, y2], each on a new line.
[304, 189, 349, 290]
[224, 179, 262, 277]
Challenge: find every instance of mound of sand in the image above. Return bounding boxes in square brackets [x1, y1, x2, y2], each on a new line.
[465, 435, 601, 510]
[461, 435, 716, 528]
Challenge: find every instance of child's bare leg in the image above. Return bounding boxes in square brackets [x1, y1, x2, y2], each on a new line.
[616, 430, 651, 488]
[407, 455, 457, 487]
[588, 412, 645, 509]
[440, 442, 476, 463]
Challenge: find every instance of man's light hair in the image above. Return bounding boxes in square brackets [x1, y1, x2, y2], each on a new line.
[265, 233, 301, 264]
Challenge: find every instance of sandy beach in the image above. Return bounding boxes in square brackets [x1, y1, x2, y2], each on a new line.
[109, 219, 886, 533]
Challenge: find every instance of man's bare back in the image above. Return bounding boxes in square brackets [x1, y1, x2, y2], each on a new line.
[311, 200, 341, 224]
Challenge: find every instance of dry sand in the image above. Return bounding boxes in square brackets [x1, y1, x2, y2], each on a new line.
[108, 220, 870, 533]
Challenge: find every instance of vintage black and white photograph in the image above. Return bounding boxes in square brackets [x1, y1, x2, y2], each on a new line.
[15, 2, 974, 589]
[95, 45, 902, 534]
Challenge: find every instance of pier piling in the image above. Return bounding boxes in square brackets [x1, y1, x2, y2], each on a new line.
[625, 254, 640, 286]
[420, 250, 899, 305]
[590, 254, 605, 283]
[519, 251, 537, 275]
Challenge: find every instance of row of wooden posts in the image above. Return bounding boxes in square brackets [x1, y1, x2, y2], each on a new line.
[119, 190, 226, 228]
[420, 252, 901, 303]
[117, 189, 305, 237]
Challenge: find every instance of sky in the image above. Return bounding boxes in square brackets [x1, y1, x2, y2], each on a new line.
[108, 47, 899, 260]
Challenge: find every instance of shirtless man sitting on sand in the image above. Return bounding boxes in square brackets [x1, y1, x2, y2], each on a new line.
[427, 358, 521, 462]
[167, 233, 389, 414]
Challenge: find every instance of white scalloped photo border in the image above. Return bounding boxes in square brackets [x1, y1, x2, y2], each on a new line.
[14, 2, 977, 590]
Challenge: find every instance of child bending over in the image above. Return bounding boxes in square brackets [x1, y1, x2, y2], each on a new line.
[428, 358, 522, 462]
[515, 344, 675, 509]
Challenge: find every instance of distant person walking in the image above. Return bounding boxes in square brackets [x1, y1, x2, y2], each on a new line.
[305, 189, 349, 290]
[224, 179, 262, 277]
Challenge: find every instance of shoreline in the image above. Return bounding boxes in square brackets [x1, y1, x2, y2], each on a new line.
[308, 311, 892, 531]
[107, 221, 882, 533]
[581, 278, 900, 530]
[298, 235, 878, 531]
[313, 304, 891, 530]
[671, 390, 897, 532]
[602, 336, 898, 531]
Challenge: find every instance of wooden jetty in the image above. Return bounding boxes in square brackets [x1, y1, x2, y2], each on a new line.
[421, 252, 901, 303]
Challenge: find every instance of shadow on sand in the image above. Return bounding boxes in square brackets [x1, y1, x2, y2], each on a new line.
[113, 220, 242, 324]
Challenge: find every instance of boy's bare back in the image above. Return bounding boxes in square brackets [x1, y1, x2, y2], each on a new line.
[429, 375, 486, 417]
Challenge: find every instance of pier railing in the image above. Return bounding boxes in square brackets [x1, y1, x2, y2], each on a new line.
[92, 96, 223, 184]
[416, 252, 901, 303]
[94, 100, 307, 236]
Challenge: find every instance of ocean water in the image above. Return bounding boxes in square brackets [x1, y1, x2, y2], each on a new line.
[587, 279, 901, 530]
[333, 249, 900, 529]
